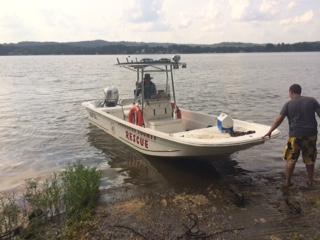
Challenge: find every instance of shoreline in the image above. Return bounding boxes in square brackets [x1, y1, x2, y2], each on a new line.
[87, 167, 320, 239]
[1, 161, 320, 239]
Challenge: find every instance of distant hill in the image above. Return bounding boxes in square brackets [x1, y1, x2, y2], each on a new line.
[0, 40, 319, 55]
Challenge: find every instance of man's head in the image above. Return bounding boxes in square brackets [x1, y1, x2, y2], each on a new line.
[144, 73, 152, 83]
[289, 84, 302, 99]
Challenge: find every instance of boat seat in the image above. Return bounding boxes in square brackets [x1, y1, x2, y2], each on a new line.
[143, 100, 173, 121]
[148, 118, 184, 133]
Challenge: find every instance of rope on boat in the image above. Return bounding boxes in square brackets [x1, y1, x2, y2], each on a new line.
[230, 130, 255, 137]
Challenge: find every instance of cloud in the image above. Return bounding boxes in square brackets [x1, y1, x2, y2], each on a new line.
[259, 0, 279, 15]
[229, 0, 251, 20]
[280, 10, 314, 25]
[0, 15, 35, 42]
[227, 0, 276, 22]
[176, 13, 192, 29]
[124, 0, 170, 32]
[288, 1, 297, 9]
[0, 0, 320, 44]
[126, 0, 163, 23]
[199, 0, 227, 32]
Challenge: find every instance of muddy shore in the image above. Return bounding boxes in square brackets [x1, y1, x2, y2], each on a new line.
[85, 158, 320, 240]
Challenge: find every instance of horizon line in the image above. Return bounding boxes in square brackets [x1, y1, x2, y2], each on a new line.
[1, 39, 320, 45]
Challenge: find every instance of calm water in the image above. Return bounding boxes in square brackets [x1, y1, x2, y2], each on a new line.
[0, 53, 320, 191]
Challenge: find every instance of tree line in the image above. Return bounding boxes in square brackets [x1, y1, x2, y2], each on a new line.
[0, 41, 319, 55]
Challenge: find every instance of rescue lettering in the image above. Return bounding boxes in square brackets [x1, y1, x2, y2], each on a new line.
[125, 130, 149, 149]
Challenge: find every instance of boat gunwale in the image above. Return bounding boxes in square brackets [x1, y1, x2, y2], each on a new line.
[82, 101, 280, 148]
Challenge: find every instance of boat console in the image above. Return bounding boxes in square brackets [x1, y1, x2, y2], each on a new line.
[143, 99, 184, 133]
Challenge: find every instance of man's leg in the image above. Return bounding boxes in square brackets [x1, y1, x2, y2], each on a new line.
[302, 135, 317, 187]
[285, 161, 296, 187]
[305, 164, 315, 187]
[283, 137, 299, 188]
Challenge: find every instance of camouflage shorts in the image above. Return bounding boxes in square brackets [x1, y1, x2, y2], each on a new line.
[284, 135, 317, 165]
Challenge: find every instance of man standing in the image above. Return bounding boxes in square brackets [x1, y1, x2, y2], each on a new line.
[265, 84, 320, 188]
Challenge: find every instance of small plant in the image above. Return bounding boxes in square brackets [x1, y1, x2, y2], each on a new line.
[62, 163, 101, 217]
[24, 178, 45, 221]
[42, 173, 64, 218]
[62, 209, 99, 239]
[24, 174, 64, 222]
[0, 163, 101, 239]
[61, 163, 101, 239]
[0, 192, 21, 238]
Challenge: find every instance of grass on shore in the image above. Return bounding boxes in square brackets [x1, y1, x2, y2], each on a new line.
[0, 163, 101, 240]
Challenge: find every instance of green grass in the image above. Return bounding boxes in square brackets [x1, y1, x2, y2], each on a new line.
[62, 164, 101, 217]
[0, 163, 101, 239]
[0, 192, 21, 238]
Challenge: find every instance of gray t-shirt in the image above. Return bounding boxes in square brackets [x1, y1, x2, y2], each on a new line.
[280, 96, 320, 137]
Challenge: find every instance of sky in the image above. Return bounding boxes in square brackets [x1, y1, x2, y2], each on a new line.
[0, 0, 319, 44]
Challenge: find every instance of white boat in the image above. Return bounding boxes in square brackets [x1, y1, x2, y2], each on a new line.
[82, 56, 279, 158]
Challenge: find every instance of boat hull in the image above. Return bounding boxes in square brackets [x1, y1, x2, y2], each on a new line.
[83, 103, 272, 158]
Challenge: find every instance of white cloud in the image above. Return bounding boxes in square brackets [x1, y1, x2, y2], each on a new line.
[124, 0, 170, 32]
[229, 0, 251, 20]
[126, 0, 163, 23]
[199, 0, 228, 32]
[280, 10, 314, 25]
[176, 13, 192, 29]
[288, 1, 297, 9]
[260, 0, 279, 15]
[0, 0, 319, 43]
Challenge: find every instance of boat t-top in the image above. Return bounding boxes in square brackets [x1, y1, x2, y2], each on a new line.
[82, 56, 279, 158]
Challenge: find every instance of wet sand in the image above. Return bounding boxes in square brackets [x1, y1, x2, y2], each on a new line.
[87, 158, 320, 240]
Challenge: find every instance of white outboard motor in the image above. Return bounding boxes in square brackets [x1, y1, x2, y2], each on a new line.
[172, 55, 181, 69]
[217, 113, 234, 133]
[103, 86, 119, 107]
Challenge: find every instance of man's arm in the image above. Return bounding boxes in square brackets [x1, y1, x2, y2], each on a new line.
[316, 108, 320, 118]
[264, 115, 285, 138]
[315, 102, 320, 118]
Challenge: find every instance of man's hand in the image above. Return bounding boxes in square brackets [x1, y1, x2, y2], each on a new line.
[263, 131, 272, 139]
[263, 115, 285, 139]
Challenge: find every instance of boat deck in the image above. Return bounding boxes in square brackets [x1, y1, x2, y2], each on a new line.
[173, 127, 232, 139]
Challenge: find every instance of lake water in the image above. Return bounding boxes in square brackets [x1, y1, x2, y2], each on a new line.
[0, 53, 320, 192]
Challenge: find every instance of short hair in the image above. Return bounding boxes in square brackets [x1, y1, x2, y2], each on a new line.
[289, 84, 302, 94]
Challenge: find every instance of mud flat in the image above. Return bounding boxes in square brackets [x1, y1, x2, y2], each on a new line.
[88, 166, 320, 240]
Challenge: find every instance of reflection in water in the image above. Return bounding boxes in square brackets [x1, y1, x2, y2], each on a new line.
[87, 125, 246, 193]
[87, 125, 166, 188]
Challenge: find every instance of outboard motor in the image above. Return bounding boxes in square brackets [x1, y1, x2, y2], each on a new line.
[103, 86, 119, 107]
[172, 55, 181, 69]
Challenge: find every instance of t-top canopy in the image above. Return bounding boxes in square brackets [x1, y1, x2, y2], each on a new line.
[116, 55, 187, 72]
